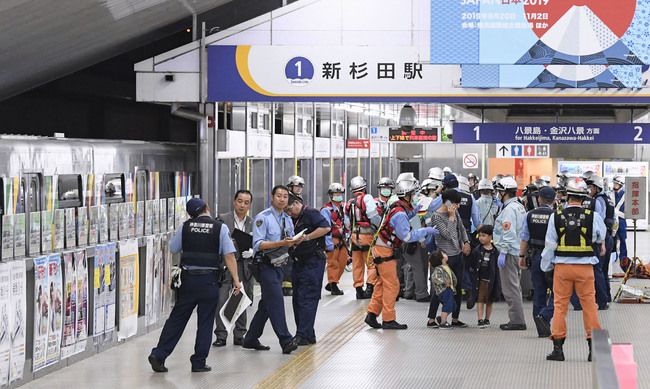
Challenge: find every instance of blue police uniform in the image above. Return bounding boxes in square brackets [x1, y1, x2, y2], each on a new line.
[243, 207, 295, 351]
[151, 215, 236, 370]
[593, 193, 614, 305]
[614, 188, 627, 260]
[291, 205, 330, 342]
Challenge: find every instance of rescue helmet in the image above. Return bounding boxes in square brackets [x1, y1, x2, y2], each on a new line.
[350, 176, 367, 192]
[478, 178, 493, 191]
[395, 179, 419, 197]
[541, 175, 551, 184]
[533, 178, 547, 189]
[566, 177, 588, 197]
[613, 176, 625, 186]
[557, 170, 570, 180]
[327, 183, 345, 194]
[496, 176, 518, 191]
[588, 176, 605, 190]
[396, 172, 418, 185]
[457, 175, 471, 193]
[442, 167, 453, 175]
[554, 182, 567, 193]
[467, 173, 478, 185]
[376, 177, 395, 189]
[581, 170, 596, 184]
[420, 178, 438, 191]
[491, 174, 504, 187]
[287, 175, 305, 187]
[427, 167, 444, 181]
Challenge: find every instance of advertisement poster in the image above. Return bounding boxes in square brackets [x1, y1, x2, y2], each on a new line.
[152, 235, 163, 325]
[29, 211, 41, 256]
[153, 199, 161, 234]
[144, 236, 154, 326]
[13, 214, 25, 258]
[61, 252, 76, 359]
[557, 161, 602, 177]
[88, 206, 99, 245]
[104, 243, 116, 343]
[9, 259, 26, 383]
[136, 201, 144, 237]
[128, 203, 136, 238]
[77, 207, 88, 247]
[0, 263, 12, 385]
[2, 215, 14, 260]
[145, 200, 153, 235]
[167, 198, 175, 232]
[109, 204, 119, 242]
[41, 210, 53, 253]
[161, 233, 172, 316]
[93, 245, 106, 344]
[32, 256, 49, 372]
[99, 205, 108, 243]
[118, 203, 128, 240]
[53, 209, 65, 251]
[117, 239, 138, 340]
[45, 253, 62, 367]
[74, 249, 88, 355]
[65, 208, 76, 248]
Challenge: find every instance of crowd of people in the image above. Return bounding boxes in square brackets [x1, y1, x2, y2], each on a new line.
[147, 167, 629, 372]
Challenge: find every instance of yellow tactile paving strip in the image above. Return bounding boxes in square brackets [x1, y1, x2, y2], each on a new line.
[253, 304, 368, 389]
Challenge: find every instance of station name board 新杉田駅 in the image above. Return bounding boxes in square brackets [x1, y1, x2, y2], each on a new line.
[452, 123, 650, 144]
[389, 127, 439, 142]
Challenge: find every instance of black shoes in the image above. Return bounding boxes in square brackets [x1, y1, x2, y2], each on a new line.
[534, 315, 552, 338]
[451, 320, 468, 328]
[293, 335, 316, 346]
[212, 338, 226, 347]
[587, 338, 592, 362]
[242, 342, 271, 351]
[233, 338, 243, 346]
[324, 283, 332, 292]
[356, 286, 369, 300]
[282, 339, 299, 354]
[330, 282, 344, 295]
[192, 365, 212, 373]
[364, 283, 374, 299]
[598, 304, 610, 310]
[427, 320, 439, 328]
[365, 313, 382, 329]
[382, 320, 407, 330]
[546, 338, 565, 361]
[148, 354, 168, 373]
[500, 323, 527, 330]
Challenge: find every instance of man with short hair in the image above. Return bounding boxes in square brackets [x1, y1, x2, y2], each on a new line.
[148, 198, 241, 373]
[213, 190, 254, 347]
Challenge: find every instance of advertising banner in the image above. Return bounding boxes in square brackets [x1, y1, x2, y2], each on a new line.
[61, 252, 76, 359]
[74, 249, 88, 355]
[32, 256, 48, 372]
[0, 263, 11, 385]
[104, 243, 116, 343]
[93, 245, 106, 344]
[9, 259, 26, 383]
[45, 254, 62, 367]
[145, 236, 154, 327]
[117, 240, 139, 340]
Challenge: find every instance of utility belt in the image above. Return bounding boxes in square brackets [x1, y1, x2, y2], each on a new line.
[183, 268, 219, 275]
[373, 255, 395, 264]
[351, 244, 371, 252]
[353, 226, 376, 235]
[294, 249, 327, 264]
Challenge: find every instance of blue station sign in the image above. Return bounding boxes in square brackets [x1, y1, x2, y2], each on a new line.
[453, 123, 650, 144]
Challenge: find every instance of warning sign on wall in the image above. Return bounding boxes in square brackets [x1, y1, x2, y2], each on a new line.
[463, 153, 478, 169]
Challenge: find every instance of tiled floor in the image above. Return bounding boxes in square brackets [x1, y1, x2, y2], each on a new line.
[19, 232, 650, 388]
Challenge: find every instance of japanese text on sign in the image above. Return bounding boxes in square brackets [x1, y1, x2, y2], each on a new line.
[322, 62, 422, 80]
[624, 176, 647, 220]
[389, 127, 439, 142]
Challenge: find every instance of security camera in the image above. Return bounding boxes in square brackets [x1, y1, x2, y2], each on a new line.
[444, 118, 454, 137]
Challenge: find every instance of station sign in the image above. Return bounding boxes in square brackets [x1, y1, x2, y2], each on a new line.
[389, 127, 439, 142]
[369, 127, 389, 142]
[454, 123, 650, 144]
[496, 144, 549, 158]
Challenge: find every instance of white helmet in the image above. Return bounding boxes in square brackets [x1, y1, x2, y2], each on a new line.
[396, 172, 418, 185]
[566, 177, 588, 197]
[613, 176, 625, 186]
[588, 176, 605, 190]
[327, 183, 345, 194]
[420, 178, 438, 191]
[496, 176, 518, 190]
[376, 177, 395, 189]
[478, 178, 493, 191]
[457, 175, 471, 193]
[428, 167, 444, 181]
[491, 174, 504, 187]
[443, 167, 453, 175]
[395, 180, 419, 197]
[581, 171, 596, 184]
[533, 178, 547, 189]
[350, 176, 367, 192]
[541, 175, 551, 184]
[287, 175, 305, 187]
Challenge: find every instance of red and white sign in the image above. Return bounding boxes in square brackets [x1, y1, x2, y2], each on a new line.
[462, 153, 478, 169]
[346, 139, 370, 149]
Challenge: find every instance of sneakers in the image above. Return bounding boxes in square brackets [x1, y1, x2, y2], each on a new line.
[500, 323, 527, 331]
[439, 322, 452, 329]
[426, 320, 439, 328]
[484, 319, 490, 326]
[478, 319, 486, 328]
[451, 320, 468, 328]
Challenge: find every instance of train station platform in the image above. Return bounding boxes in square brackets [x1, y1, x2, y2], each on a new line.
[21, 234, 650, 389]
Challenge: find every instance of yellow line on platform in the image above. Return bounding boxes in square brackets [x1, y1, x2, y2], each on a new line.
[253, 304, 368, 389]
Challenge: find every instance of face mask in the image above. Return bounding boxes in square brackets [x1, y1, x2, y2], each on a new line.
[380, 189, 392, 197]
[332, 195, 343, 202]
[411, 195, 419, 207]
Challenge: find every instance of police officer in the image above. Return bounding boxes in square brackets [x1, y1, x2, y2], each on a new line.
[148, 198, 241, 373]
[541, 178, 605, 362]
[283, 175, 307, 296]
[585, 175, 614, 307]
[344, 176, 380, 299]
[286, 193, 331, 345]
[375, 177, 395, 216]
[243, 185, 301, 354]
[475, 178, 498, 227]
[365, 179, 439, 330]
[321, 183, 348, 295]
[493, 176, 527, 331]
[522, 179, 546, 212]
[519, 186, 556, 337]
[213, 190, 254, 348]
[612, 176, 628, 265]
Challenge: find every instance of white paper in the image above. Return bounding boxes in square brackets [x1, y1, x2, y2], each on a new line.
[218, 288, 252, 335]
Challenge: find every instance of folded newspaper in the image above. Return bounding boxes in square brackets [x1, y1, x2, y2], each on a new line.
[218, 288, 252, 333]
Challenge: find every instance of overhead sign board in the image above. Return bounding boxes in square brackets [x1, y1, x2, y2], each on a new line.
[389, 127, 439, 142]
[624, 176, 647, 220]
[369, 127, 389, 142]
[454, 123, 650, 144]
[496, 144, 549, 158]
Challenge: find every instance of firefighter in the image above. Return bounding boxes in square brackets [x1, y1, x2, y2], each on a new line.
[320, 183, 348, 296]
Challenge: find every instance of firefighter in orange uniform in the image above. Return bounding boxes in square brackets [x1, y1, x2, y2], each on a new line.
[364, 179, 439, 330]
[320, 183, 348, 295]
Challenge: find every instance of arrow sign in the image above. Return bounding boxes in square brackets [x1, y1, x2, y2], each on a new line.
[499, 145, 509, 157]
[497, 143, 550, 158]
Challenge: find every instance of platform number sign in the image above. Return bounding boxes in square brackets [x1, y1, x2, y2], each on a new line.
[285, 56, 314, 87]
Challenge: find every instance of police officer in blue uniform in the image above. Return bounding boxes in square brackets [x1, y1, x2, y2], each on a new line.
[285, 193, 331, 345]
[148, 198, 241, 373]
[585, 175, 614, 307]
[519, 186, 556, 337]
[243, 185, 302, 354]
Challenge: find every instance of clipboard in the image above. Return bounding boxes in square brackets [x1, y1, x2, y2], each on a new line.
[232, 228, 253, 253]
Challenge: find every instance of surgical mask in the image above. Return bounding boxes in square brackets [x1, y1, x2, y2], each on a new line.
[380, 189, 392, 197]
[411, 195, 419, 207]
[332, 195, 343, 202]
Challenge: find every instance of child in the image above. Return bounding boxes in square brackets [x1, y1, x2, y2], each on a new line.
[468, 225, 501, 328]
[426, 250, 457, 329]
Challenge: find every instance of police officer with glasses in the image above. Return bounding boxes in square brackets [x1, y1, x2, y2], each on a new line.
[148, 198, 241, 373]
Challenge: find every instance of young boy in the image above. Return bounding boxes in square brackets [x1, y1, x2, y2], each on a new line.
[468, 225, 500, 328]
[426, 250, 457, 329]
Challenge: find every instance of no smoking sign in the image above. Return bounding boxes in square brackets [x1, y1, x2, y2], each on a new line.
[463, 153, 479, 169]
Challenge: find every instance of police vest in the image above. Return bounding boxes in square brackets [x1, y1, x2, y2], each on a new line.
[526, 206, 554, 249]
[321, 202, 344, 238]
[595, 192, 615, 232]
[377, 201, 410, 249]
[292, 206, 326, 259]
[458, 191, 473, 232]
[581, 196, 596, 211]
[181, 216, 222, 268]
[345, 192, 371, 227]
[554, 207, 594, 257]
[524, 193, 539, 212]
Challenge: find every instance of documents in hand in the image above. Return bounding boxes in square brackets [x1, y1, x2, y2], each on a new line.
[292, 228, 308, 241]
[218, 288, 252, 333]
[232, 228, 253, 253]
